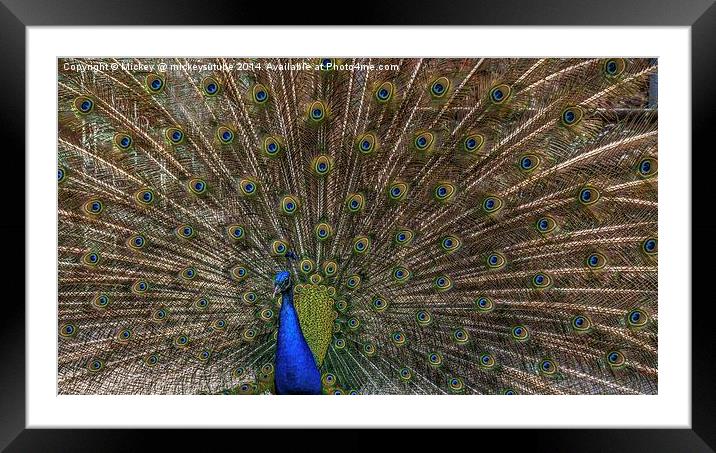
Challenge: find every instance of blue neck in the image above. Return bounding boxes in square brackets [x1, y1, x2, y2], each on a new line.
[274, 288, 322, 395]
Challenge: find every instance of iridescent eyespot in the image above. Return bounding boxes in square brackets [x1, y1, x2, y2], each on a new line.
[475, 296, 494, 313]
[232, 366, 246, 379]
[144, 353, 159, 367]
[299, 258, 315, 275]
[280, 195, 300, 215]
[428, 352, 443, 367]
[127, 234, 146, 250]
[252, 83, 269, 104]
[88, 358, 104, 372]
[434, 275, 453, 291]
[271, 240, 289, 256]
[353, 236, 370, 254]
[535, 216, 556, 233]
[312, 155, 333, 177]
[489, 84, 511, 104]
[335, 299, 348, 312]
[388, 181, 409, 202]
[135, 189, 154, 205]
[174, 334, 189, 347]
[479, 353, 496, 369]
[531, 273, 551, 289]
[116, 328, 132, 343]
[180, 266, 197, 280]
[308, 100, 327, 123]
[58, 166, 66, 183]
[309, 273, 323, 284]
[227, 224, 246, 241]
[399, 367, 413, 381]
[59, 323, 77, 338]
[213, 319, 226, 330]
[486, 252, 506, 269]
[320, 58, 336, 71]
[347, 317, 360, 330]
[82, 251, 100, 267]
[355, 132, 377, 155]
[429, 76, 450, 98]
[391, 266, 411, 283]
[606, 350, 626, 368]
[539, 359, 558, 376]
[572, 315, 592, 332]
[84, 199, 104, 215]
[448, 377, 465, 393]
[433, 181, 456, 202]
[482, 196, 503, 214]
[391, 331, 407, 346]
[453, 328, 469, 344]
[231, 265, 248, 281]
[175, 225, 195, 239]
[216, 126, 234, 144]
[642, 237, 657, 255]
[239, 177, 259, 196]
[363, 342, 376, 356]
[315, 222, 333, 241]
[146, 73, 165, 93]
[394, 228, 414, 246]
[132, 280, 149, 294]
[195, 298, 209, 309]
[346, 274, 361, 289]
[502, 388, 517, 395]
[345, 193, 365, 213]
[92, 293, 110, 309]
[603, 58, 625, 77]
[114, 132, 133, 150]
[578, 186, 600, 205]
[440, 235, 461, 253]
[152, 308, 167, 322]
[415, 310, 432, 326]
[202, 76, 220, 96]
[188, 178, 207, 195]
[511, 325, 529, 341]
[561, 106, 584, 126]
[637, 157, 657, 177]
[166, 127, 185, 144]
[74, 96, 94, 114]
[462, 133, 485, 153]
[242, 327, 257, 341]
[372, 296, 388, 312]
[334, 338, 346, 350]
[627, 309, 648, 327]
[322, 260, 338, 277]
[322, 373, 337, 388]
[413, 131, 435, 152]
[519, 154, 540, 172]
[263, 136, 283, 157]
[586, 252, 607, 269]
[375, 81, 395, 103]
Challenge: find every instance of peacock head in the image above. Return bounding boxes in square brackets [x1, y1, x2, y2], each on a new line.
[273, 270, 292, 298]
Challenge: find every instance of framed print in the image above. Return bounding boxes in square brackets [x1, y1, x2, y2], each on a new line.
[3, 0, 714, 450]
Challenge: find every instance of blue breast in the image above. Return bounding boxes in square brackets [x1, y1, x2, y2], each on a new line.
[274, 291, 322, 394]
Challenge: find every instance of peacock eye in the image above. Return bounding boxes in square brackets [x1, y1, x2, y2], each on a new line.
[429, 76, 450, 98]
[165, 127, 185, 144]
[74, 96, 94, 114]
[308, 100, 327, 122]
[146, 73, 165, 93]
[413, 131, 435, 152]
[114, 133, 133, 150]
[578, 186, 600, 205]
[252, 83, 269, 104]
[188, 178, 207, 195]
[561, 106, 584, 126]
[433, 181, 456, 202]
[489, 84, 511, 104]
[202, 76, 221, 96]
[375, 81, 395, 102]
[519, 154, 540, 172]
[216, 126, 234, 144]
[603, 58, 625, 77]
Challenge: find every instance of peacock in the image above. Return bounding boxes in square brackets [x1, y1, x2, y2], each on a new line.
[57, 57, 658, 395]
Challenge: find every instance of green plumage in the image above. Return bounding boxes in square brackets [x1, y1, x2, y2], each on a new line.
[57, 57, 658, 395]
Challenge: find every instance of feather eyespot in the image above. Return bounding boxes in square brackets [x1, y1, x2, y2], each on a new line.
[440, 235, 461, 253]
[482, 196, 503, 214]
[87, 358, 104, 372]
[345, 193, 365, 213]
[174, 334, 189, 347]
[84, 199, 104, 215]
[415, 310, 432, 326]
[127, 234, 146, 250]
[429, 76, 450, 98]
[135, 189, 155, 205]
[270, 239, 289, 256]
[561, 106, 584, 126]
[531, 272, 552, 289]
[188, 178, 207, 195]
[202, 76, 220, 96]
[227, 224, 246, 241]
[462, 133, 485, 153]
[299, 258, 315, 275]
[475, 296, 494, 313]
[535, 216, 557, 233]
[165, 127, 185, 144]
[132, 280, 149, 294]
[252, 83, 269, 104]
[428, 352, 443, 368]
[448, 377, 465, 393]
[434, 275, 453, 291]
[479, 353, 496, 369]
[322, 372, 337, 388]
[453, 328, 469, 344]
[413, 131, 435, 152]
[603, 58, 626, 77]
[391, 331, 407, 346]
[82, 251, 100, 267]
[322, 260, 338, 277]
[388, 181, 409, 202]
[334, 338, 346, 350]
[308, 100, 327, 123]
[195, 298, 209, 309]
[320, 58, 336, 71]
[59, 323, 77, 338]
[355, 132, 377, 155]
[113, 133, 133, 150]
[315, 222, 333, 241]
[627, 309, 648, 328]
[58, 166, 67, 183]
[92, 293, 110, 309]
[486, 252, 506, 269]
[216, 126, 234, 144]
[180, 267, 197, 280]
[239, 177, 258, 196]
[116, 328, 132, 343]
[519, 154, 540, 172]
[586, 252, 607, 269]
[213, 319, 226, 330]
[371, 296, 388, 312]
[637, 157, 657, 177]
[346, 274, 361, 289]
[312, 155, 333, 177]
[642, 237, 657, 255]
[353, 236, 371, 254]
[263, 136, 283, 157]
[489, 84, 511, 104]
[539, 359, 558, 376]
[280, 195, 300, 215]
[375, 81, 395, 103]
[433, 181, 456, 202]
[175, 225, 196, 239]
[242, 327, 256, 342]
[511, 325, 529, 341]
[74, 96, 94, 114]
[572, 315, 592, 332]
[152, 308, 168, 322]
[144, 353, 159, 367]
[606, 350, 626, 368]
[347, 317, 360, 330]
[231, 265, 248, 281]
[578, 186, 600, 205]
[391, 266, 411, 283]
[399, 367, 413, 382]
[394, 228, 414, 246]
[363, 342, 376, 356]
[145, 73, 165, 93]
[502, 388, 517, 395]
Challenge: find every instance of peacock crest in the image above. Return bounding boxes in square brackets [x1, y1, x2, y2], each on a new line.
[58, 57, 657, 395]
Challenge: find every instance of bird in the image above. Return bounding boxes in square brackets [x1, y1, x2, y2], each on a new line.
[57, 57, 658, 395]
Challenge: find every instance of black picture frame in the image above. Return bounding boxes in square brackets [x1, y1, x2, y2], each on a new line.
[2, 0, 713, 450]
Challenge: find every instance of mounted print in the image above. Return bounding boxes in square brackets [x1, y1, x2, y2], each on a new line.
[57, 57, 657, 395]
